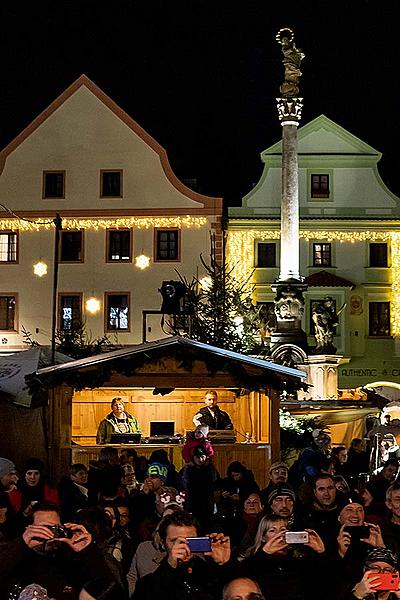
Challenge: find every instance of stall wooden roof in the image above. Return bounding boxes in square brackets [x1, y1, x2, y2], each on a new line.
[27, 336, 306, 393]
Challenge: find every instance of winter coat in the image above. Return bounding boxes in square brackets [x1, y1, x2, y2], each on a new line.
[96, 411, 141, 444]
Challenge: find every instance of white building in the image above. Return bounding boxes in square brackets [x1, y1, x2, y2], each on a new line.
[228, 115, 400, 394]
[0, 75, 222, 352]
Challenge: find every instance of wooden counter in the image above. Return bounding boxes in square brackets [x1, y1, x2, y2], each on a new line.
[71, 442, 271, 487]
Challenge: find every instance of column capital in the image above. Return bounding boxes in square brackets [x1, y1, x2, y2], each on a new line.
[276, 97, 303, 124]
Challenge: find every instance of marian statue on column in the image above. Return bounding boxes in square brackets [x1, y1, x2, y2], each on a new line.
[276, 27, 305, 97]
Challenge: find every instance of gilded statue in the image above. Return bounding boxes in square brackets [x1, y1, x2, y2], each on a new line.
[276, 27, 305, 97]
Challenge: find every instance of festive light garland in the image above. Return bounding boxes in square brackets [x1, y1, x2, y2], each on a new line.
[0, 215, 207, 231]
[226, 229, 400, 336]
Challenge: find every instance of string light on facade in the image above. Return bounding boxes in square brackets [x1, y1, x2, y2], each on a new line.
[226, 228, 400, 338]
[0, 215, 207, 232]
[135, 254, 150, 270]
[33, 261, 48, 277]
[85, 297, 101, 314]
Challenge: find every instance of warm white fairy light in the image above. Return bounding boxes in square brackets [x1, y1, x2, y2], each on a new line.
[0, 215, 207, 232]
[33, 261, 48, 277]
[200, 276, 212, 291]
[135, 254, 150, 270]
[85, 297, 101, 314]
[226, 228, 400, 337]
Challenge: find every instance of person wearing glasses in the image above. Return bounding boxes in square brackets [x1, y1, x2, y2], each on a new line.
[344, 547, 400, 599]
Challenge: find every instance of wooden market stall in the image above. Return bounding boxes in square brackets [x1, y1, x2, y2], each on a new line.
[27, 337, 306, 486]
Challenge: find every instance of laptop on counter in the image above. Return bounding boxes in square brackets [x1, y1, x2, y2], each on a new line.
[149, 421, 175, 438]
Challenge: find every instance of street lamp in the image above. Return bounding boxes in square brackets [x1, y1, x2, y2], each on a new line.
[50, 214, 62, 365]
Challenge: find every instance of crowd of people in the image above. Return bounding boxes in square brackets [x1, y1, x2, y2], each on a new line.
[2, 426, 400, 599]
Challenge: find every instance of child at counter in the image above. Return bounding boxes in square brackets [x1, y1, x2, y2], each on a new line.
[182, 424, 214, 464]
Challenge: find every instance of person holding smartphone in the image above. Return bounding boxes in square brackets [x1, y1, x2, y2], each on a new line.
[239, 514, 327, 600]
[340, 547, 400, 600]
[132, 510, 232, 600]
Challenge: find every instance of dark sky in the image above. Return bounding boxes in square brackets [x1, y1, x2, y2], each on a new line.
[1, 1, 398, 207]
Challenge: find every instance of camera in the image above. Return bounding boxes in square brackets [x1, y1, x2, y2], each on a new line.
[187, 536, 212, 552]
[47, 525, 70, 538]
[284, 531, 309, 544]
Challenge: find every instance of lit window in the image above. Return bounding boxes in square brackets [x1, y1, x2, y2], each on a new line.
[313, 243, 331, 267]
[369, 302, 390, 337]
[43, 171, 65, 198]
[60, 231, 83, 262]
[0, 232, 17, 262]
[101, 171, 122, 197]
[106, 293, 129, 331]
[155, 229, 180, 261]
[107, 230, 131, 261]
[0, 295, 16, 330]
[311, 174, 329, 198]
[369, 243, 388, 267]
[59, 295, 82, 330]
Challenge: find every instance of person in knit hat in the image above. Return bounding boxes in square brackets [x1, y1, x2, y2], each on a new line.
[8, 458, 59, 520]
[18, 583, 54, 600]
[342, 546, 399, 599]
[182, 424, 214, 464]
[266, 483, 296, 519]
[0, 457, 18, 492]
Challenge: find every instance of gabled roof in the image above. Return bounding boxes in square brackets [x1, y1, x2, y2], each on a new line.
[262, 114, 381, 159]
[304, 270, 355, 288]
[34, 336, 304, 378]
[0, 74, 222, 211]
[27, 336, 305, 395]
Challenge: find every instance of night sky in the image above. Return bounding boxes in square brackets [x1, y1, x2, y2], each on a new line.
[1, 1, 398, 207]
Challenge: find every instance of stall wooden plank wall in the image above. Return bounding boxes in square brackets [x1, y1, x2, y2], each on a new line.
[72, 388, 265, 445]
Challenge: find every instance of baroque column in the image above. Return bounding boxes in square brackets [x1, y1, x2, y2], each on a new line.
[270, 28, 308, 356]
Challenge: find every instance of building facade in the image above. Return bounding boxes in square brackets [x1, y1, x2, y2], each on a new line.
[0, 75, 222, 352]
[227, 115, 400, 395]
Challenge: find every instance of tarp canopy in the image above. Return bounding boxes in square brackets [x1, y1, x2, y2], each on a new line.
[0, 347, 74, 407]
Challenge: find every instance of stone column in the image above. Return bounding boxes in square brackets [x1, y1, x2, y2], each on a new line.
[277, 98, 303, 281]
[270, 31, 308, 354]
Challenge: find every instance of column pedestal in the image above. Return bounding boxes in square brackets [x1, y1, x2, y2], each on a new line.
[297, 355, 351, 401]
[270, 279, 308, 353]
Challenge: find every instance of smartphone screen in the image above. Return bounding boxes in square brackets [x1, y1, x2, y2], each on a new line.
[187, 536, 212, 552]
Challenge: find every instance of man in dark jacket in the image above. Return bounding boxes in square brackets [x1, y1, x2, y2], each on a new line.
[0, 501, 125, 599]
[133, 510, 232, 600]
[193, 390, 233, 430]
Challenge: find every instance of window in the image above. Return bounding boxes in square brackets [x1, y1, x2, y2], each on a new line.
[60, 230, 83, 262]
[311, 174, 329, 198]
[59, 294, 82, 331]
[369, 302, 390, 337]
[0, 295, 16, 330]
[43, 171, 65, 198]
[101, 170, 122, 197]
[0, 232, 17, 262]
[257, 243, 276, 268]
[369, 243, 388, 267]
[106, 293, 129, 331]
[107, 230, 131, 261]
[155, 229, 180, 261]
[313, 243, 332, 267]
